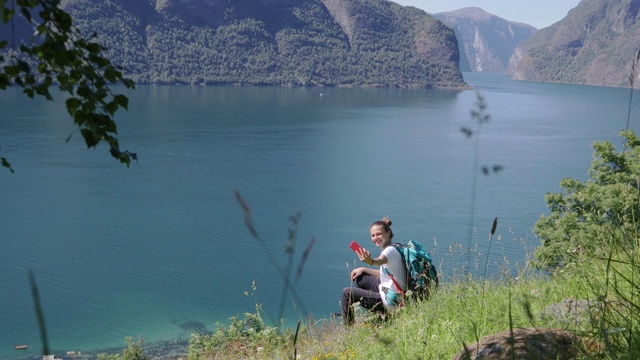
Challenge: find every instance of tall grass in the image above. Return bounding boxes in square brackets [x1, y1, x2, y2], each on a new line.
[561, 220, 640, 359]
[234, 189, 314, 325]
[185, 192, 316, 359]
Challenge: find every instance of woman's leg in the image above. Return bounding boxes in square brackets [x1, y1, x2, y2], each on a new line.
[341, 274, 385, 325]
[355, 273, 380, 292]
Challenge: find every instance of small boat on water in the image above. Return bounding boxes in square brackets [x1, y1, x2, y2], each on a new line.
[14, 345, 28, 350]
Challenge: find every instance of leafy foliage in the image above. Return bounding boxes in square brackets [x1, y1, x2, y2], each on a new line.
[188, 310, 287, 360]
[0, 0, 136, 170]
[533, 130, 640, 270]
[97, 337, 150, 360]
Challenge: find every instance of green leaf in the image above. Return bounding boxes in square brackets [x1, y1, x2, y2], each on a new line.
[114, 94, 129, 110]
[4, 64, 18, 77]
[34, 84, 53, 100]
[2, 8, 14, 24]
[104, 119, 117, 134]
[1, 157, 14, 173]
[36, 62, 48, 73]
[80, 128, 101, 148]
[20, 7, 31, 22]
[0, 74, 9, 89]
[95, 57, 110, 68]
[103, 66, 118, 83]
[105, 101, 118, 116]
[76, 85, 90, 98]
[65, 97, 82, 117]
[73, 109, 87, 125]
[120, 79, 135, 89]
[58, 78, 74, 93]
[86, 42, 102, 54]
[17, 59, 30, 72]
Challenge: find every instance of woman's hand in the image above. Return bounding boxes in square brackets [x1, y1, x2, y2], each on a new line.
[350, 267, 363, 281]
[350, 266, 381, 281]
[356, 248, 372, 265]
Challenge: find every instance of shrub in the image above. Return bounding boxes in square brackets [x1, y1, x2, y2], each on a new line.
[533, 129, 640, 271]
[188, 309, 288, 359]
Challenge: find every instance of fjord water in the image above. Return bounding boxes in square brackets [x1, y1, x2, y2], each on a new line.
[2, 72, 639, 358]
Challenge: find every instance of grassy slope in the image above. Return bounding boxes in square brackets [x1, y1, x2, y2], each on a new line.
[258, 272, 593, 359]
[188, 264, 609, 359]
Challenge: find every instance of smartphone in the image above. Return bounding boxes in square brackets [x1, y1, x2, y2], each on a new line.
[349, 241, 363, 253]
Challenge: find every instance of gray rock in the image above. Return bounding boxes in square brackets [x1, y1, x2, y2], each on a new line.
[541, 298, 595, 327]
[452, 327, 582, 360]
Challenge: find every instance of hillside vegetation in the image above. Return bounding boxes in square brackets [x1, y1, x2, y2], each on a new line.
[21, 0, 467, 88]
[508, 0, 640, 87]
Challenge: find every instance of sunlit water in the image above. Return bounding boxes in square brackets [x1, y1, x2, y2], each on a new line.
[1, 72, 638, 358]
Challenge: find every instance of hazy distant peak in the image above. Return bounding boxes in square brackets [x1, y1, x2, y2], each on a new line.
[436, 7, 536, 29]
[434, 7, 537, 72]
[436, 7, 492, 20]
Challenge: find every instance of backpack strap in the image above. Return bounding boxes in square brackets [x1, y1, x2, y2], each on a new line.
[381, 266, 405, 296]
[393, 244, 410, 293]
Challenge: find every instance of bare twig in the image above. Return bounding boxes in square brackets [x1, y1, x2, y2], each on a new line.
[234, 189, 311, 324]
[29, 270, 50, 356]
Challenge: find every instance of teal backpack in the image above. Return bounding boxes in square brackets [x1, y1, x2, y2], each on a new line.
[393, 240, 438, 300]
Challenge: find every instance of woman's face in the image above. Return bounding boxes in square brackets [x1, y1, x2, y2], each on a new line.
[370, 225, 391, 248]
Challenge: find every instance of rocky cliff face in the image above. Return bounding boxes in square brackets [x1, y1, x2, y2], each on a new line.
[434, 7, 536, 72]
[507, 0, 640, 87]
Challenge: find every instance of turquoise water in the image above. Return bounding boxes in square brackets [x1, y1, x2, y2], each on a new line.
[1, 72, 638, 358]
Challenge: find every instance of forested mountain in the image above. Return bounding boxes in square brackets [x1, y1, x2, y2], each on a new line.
[507, 0, 640, 87]
[2, 0, 467, 88]
[434, 7, 537, 72]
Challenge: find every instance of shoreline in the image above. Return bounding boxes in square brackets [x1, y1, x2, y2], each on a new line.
[10, 338, 190, 360]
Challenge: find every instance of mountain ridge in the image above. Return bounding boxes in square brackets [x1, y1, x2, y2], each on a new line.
[38, 0, 467, 88]
[507, 0, 640, 87]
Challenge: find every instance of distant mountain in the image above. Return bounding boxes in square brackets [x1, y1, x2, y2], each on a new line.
[434, 7, 537, 72]
[507, 0, 640, 87]
[1, 0, 467, 88]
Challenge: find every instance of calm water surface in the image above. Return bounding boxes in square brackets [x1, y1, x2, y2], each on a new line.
[1, 72, 638, 358]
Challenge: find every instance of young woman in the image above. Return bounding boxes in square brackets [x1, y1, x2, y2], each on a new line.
[340, 217, 407, 325]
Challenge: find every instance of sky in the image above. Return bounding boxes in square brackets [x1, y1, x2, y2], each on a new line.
[392, 0, 582, 29]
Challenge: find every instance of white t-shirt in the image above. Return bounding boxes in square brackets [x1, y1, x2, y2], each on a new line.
[378, 245, 407, 308]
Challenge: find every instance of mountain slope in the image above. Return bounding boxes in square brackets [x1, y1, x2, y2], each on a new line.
[434, 7, 537, 72]
[40, 0, 467, 88]
[507, 0, 640, 87]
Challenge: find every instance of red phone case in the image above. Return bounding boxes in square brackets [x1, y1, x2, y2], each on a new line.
[349, 241, 362, 253]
